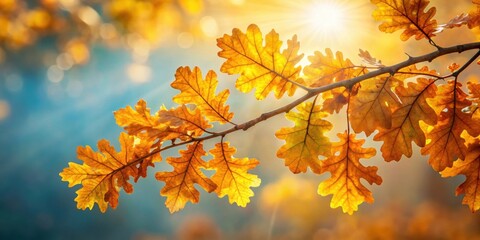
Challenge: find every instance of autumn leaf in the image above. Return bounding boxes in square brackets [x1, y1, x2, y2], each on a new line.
[114, 99, 166, 136]
[116, 100, 211, 142]
[59, 132, 160, 212]
[172, 66, 234, 124]
[374, 78, 437, 161]
[156, 142, 217, 213]
[157, 104, 212, 141]
[467, 0, 480, 29]
[371, 0, 437, 41]
[358, 49, 385, 67]
[208, 142, 261, 207]
[441, 140, 480, 212]
[434, 13, 469, 34]
[467, 79, 480, 119]
[349, 74, 402, 136]
[422, 80, 480, 171]
[304, 49, 366, 113]
[217, 24, 304, 100]
[275, 100, 333, 174]
[318, 131, 382, 215]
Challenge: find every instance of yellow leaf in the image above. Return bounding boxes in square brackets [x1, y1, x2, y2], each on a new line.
[172, 66, 233, 124]
[349, 74, 402, 136]
[422, 80, 480, 171]
[59, 132, 160, 212]
[217, 24, 304, 100]
[441, 140, 480, 212]
[156, 142, 217, 213]
[208, 142, 261, 207]
[275, 100, 332, 174]
[374, 78, 437, 161]
[371, 0, 437, 41]
[304, 48, 357, 87]
[318, 131, 382, 215]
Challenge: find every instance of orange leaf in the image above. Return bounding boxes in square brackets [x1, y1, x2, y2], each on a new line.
[467, 79, 480, 119]
[172, 66, 233, 124]
[468, 1, 480, 29]
[156, 142, 217, 213]
[422, 80, 480, 171]
[217, 24, 304, 100]
[114, 99, 166, 136]
[318, 131, 382, 215]
[441, 140, 480, 212]
[208, 142, 261, 207]
[374, 78, 437, 161]
[157, 104, 212, 141]
[275, 101, 333, 174]
[304, 49, 366, 113]
[371, 0, 437, 41]
[59, 132, 160, 212]
[349, 74, 402, 136]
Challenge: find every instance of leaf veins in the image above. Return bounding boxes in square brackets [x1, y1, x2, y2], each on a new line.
[217, 24, 304, 100]
[59, 132, 160, 212]
[349, 74, 402, 136]
[156, 142, 217, 213]
[374, 78, 437, 161]
[422, 80, 480, 171]
[371, 0, 438, 41]
[172, 66, 234, 124]
[318, 131, 382, 215]
[275, 100, 333, 174]
[208, 142, 261, 207]
[441, 140, 480, 212]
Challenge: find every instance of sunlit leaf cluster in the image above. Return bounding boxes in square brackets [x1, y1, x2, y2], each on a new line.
[61, 0, 480, 214]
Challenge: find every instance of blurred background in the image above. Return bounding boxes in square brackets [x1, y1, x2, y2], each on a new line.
[1, 0, 480, 239]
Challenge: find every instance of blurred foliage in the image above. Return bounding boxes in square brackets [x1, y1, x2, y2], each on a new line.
[0, 0, 211, 69]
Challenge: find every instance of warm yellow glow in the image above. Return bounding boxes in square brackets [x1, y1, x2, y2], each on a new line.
[306, 2, 346, 35]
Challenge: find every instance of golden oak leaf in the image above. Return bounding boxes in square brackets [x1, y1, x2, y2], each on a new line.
[114, 99, 166, 136]
[217, 24, 304, 100]
[59, 132, 160, 212]
[208, 142, 261, 207]
[275, 101, 333, 174]
[441, 140, 480, 212]
[318, 131, 382, 215]
[156, 142, 217, 213]
[374, 78, 437, 161]
[349, 74, 402, 136]
[172, 66, 233, 124]
[304, 49, 366, 113]
[422, 80, 480, 171]
[371, 0, 437, 41]
[304, 48, 356, 87]
[157, 105, 212, 141]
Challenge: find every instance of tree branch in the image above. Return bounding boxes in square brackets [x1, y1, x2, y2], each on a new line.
[140, 41, 480, 162]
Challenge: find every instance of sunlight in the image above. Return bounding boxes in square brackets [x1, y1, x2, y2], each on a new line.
[306, 2, 346, 36]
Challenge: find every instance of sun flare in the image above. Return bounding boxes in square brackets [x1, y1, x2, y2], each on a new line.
[306, 2, 346, 36]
